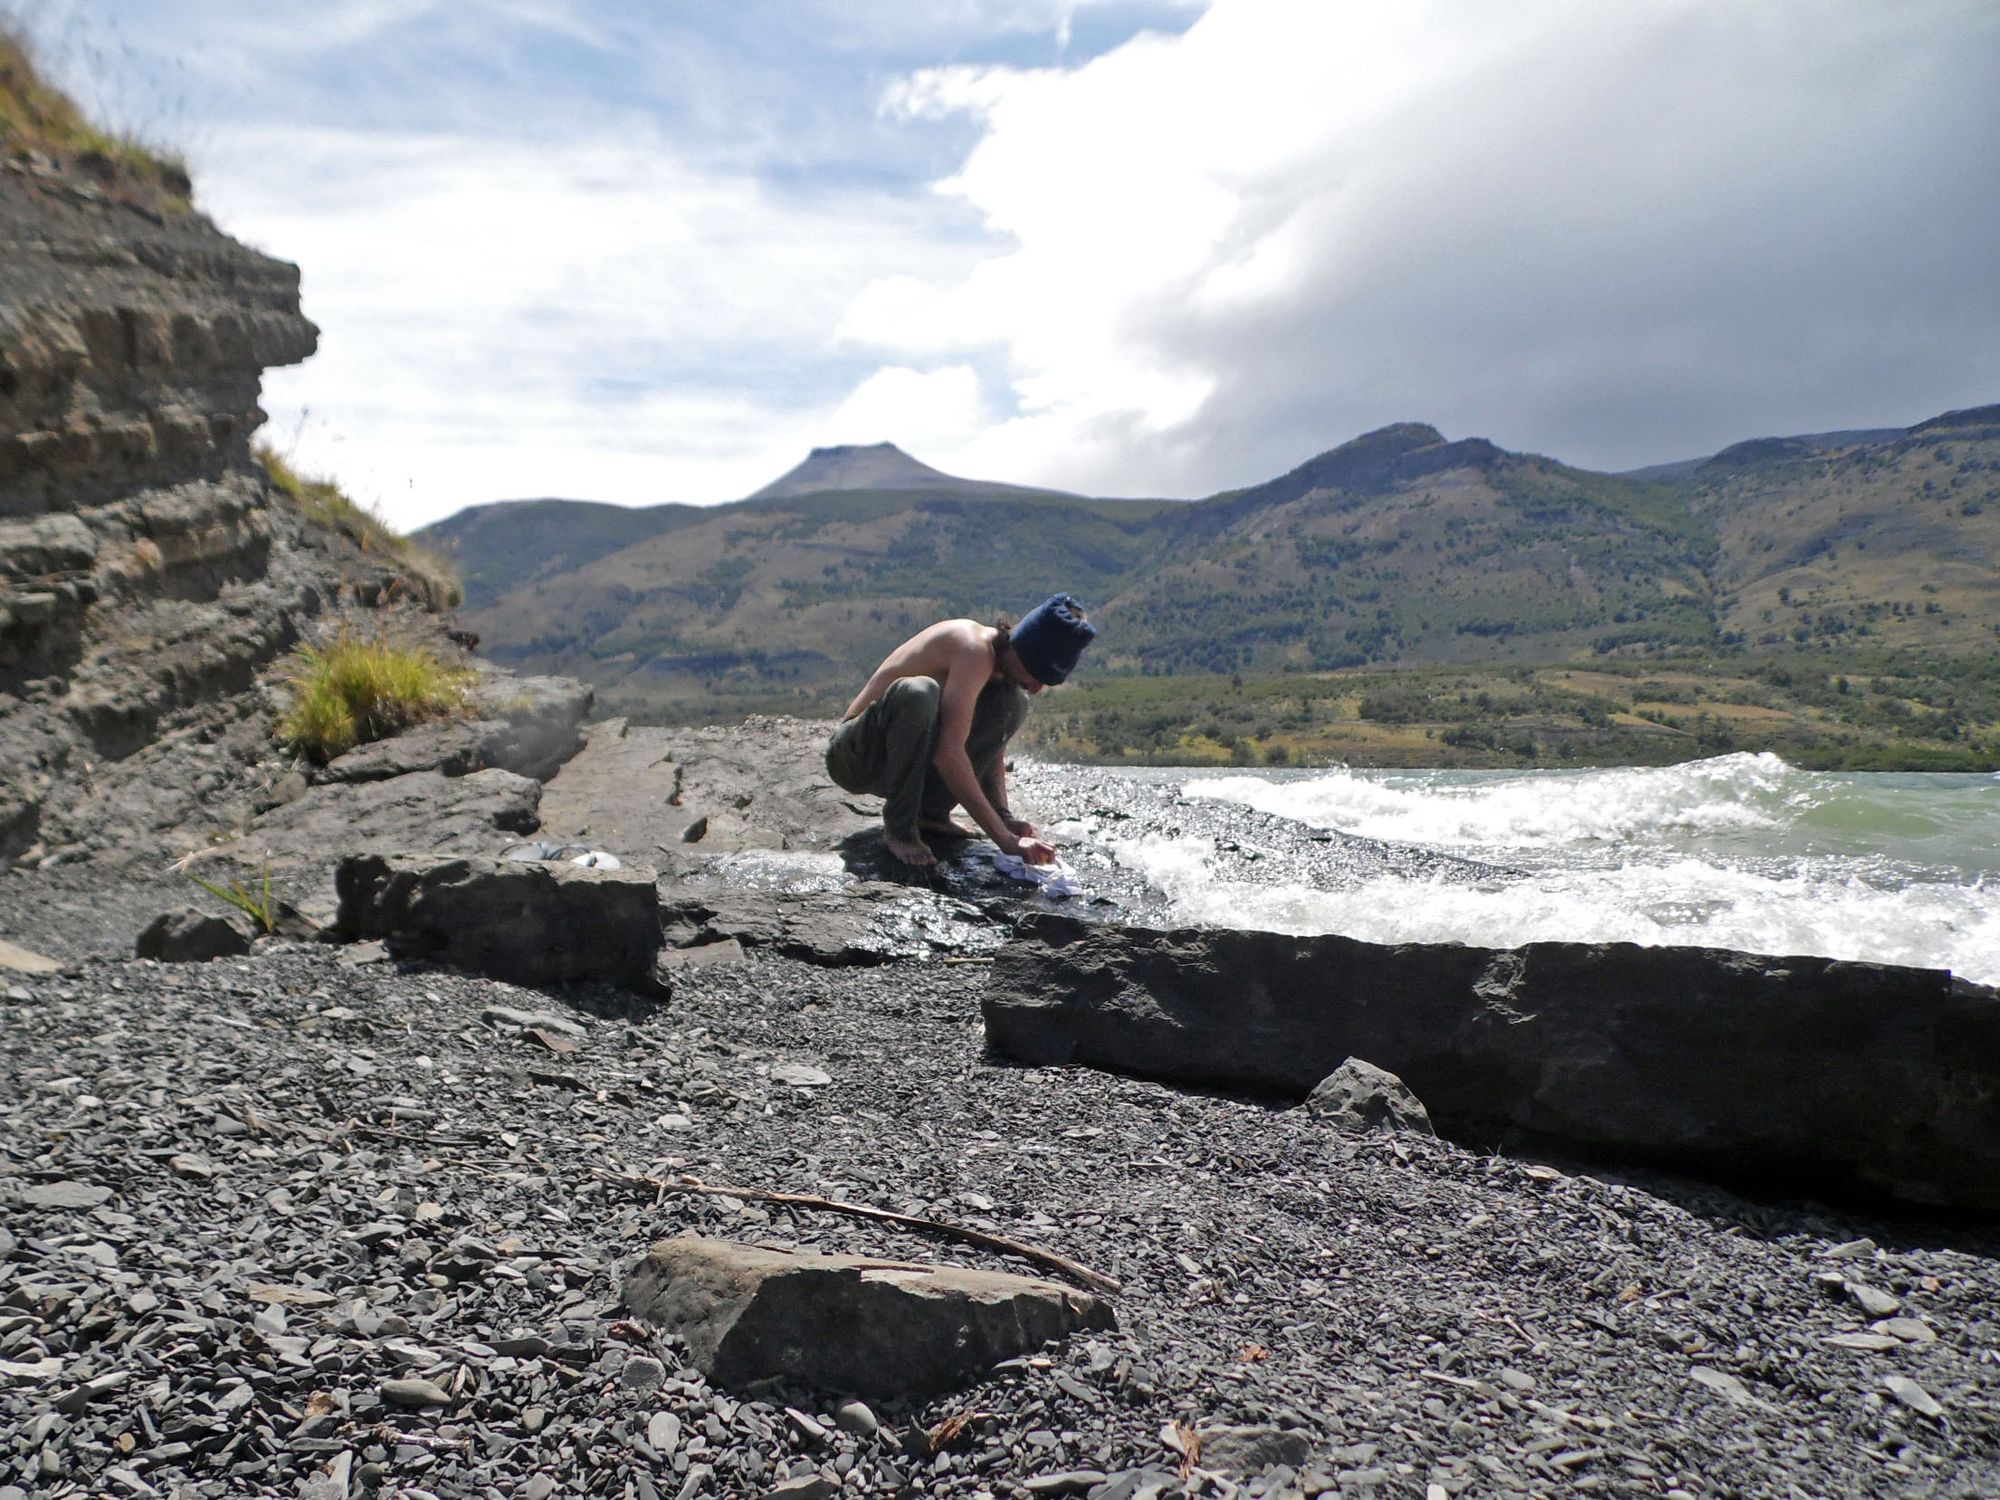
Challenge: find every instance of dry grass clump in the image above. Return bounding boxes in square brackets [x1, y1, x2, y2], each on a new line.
[258, 445, 465, 610]
[0, 27, 191, 208]
[278, 634, 473, 763]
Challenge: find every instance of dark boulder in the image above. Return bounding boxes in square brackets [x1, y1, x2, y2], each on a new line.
[624, 1236, 1114, 1397]
[983, 915, 2000, 1211]
[135, 909, 252, 963]
[335, 853, 661, 991]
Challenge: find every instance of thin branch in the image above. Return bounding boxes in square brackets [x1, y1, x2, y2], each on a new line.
[594, 1169, 1122, 1297]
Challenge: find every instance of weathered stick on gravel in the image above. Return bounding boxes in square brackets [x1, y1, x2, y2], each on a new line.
[595, 1169, 1123, 1296]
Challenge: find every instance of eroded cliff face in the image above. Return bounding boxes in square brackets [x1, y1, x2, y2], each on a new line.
[0, 153, 363, 867]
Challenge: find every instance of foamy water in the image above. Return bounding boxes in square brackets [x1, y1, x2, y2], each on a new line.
[1092, 754, 2000, 984]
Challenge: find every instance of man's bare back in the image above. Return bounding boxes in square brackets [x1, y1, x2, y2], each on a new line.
[843, 619, 1014, 721]
[837, 619, 1054, 868]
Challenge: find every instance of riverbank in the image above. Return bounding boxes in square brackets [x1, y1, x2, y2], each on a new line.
[3, 721, 1998, 1498]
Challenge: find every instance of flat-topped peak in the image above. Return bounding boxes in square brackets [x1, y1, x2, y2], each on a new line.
[748, 441, 961, 500]
[746, 441, 1079, 502]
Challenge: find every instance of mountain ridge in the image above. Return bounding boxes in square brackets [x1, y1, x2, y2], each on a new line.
[420, 403, 2000, 722]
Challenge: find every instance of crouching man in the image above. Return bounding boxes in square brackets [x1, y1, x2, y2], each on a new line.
[825, 594, 1097, 868]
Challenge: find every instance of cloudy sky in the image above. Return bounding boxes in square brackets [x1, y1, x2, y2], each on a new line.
[10, 0, 1998, 529]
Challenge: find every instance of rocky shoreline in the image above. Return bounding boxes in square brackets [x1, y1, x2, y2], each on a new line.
[4, 717, 1999, 1500]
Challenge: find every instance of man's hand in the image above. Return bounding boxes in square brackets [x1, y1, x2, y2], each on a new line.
[1008, 834, 1058, 866]
[1003, 815, 1038, 840]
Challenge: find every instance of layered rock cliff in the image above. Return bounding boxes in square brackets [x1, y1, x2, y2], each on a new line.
[0, 149, 387, 869]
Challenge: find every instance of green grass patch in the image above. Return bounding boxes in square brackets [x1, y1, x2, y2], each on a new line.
[185, 862, 277, 936]
[0, 27, 191, 209]
[259, 445, 464, 610]
[278, 634, 474, 763]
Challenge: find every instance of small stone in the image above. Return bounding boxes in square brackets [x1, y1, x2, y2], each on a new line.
[1823, 1334, 1901, 1352]
[1303, 1057, 1435, 1136]
[1824, 1238, 1877, 1260]
[832, 1400, 878, 1438]
[55, 1370, 129, 1414]
[1881, 1376, 1944, 1419]
[18, 1180, 111, 1210]
[786, 1408, 829, 1444]
[761, 1478, 834, 1500]
[381, 1378, 452, 1408]
[481, 1006, 587, 1039]
[1875, 1318, 1937, 1345]
[1195, 1425, 1313, 1476]
[771, 1063, 831, 1088]
[1847, 1283, 1901, 1318]
[1497, 1368, 1535, 1391]
[135, 910, 251, 963]
[1025, 1473, 1106, 1496]
[169, 1154, 217, 1180]
[622, 1355, 667, 1393]
[1688, 1367, 1762, 1408]
[522, 1407, 550, 1433]
[648, 1412, 682, 1455]
[524, 1476, 556, 1500]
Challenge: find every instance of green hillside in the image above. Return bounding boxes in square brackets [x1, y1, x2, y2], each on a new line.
[424, 497, 709, 606]
[422, 409, 2000, 767]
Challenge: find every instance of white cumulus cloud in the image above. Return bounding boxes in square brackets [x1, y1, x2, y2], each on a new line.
[844, 0, 2000, 495]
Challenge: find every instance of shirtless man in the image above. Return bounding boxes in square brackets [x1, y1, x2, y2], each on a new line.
[825, 594, 1097, 867]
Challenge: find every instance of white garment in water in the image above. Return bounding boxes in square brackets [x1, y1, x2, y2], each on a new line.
[990, 851, 1079, 898]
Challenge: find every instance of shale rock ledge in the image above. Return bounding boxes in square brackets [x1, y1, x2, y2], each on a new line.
[982, 913, 2000, 1211]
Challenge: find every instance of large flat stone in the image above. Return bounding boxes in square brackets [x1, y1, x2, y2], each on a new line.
[982, 915, 2000, 1211]
[625, 1236, 1114, 1397]
[659, 887, 1000, 966]
[335, 853, 661, 991]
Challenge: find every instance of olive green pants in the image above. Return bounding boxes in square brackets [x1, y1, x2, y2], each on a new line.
[825, 676, 1030, 841]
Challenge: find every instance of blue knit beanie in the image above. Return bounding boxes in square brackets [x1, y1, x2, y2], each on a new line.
[1010, 594, 1097, 685]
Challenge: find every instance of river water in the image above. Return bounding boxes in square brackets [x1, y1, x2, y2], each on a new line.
[1056, 752, 2000, 985]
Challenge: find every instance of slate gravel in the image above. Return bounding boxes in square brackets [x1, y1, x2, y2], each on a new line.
[3, 939, 1996, 1500]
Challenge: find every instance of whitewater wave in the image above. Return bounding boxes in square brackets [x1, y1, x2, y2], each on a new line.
[1086, 755, 2000, 984]
[1183, 751, 1805, 850]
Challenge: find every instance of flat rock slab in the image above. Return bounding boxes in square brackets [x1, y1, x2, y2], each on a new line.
[534, 717, 872, 862]
[336, 853, 661, 992]
[660, 887, 1002, 966]
[625, 1236, 1114, 1397]
[318, 720, 503, 783]
[0, 938, 63, 974]
[983, 914, 2000, 1211]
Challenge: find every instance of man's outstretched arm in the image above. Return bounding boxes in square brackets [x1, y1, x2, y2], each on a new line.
[931, 644, 1054, 862]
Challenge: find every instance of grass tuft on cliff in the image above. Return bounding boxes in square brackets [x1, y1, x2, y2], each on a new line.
[258, 445, 465, 610]
[0, 26, 192, 209]
[278, 634, 474, 763]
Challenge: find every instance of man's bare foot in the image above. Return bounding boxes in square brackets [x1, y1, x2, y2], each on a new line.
[885, 834, 937, 867]
[919, 819, 976, 840]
